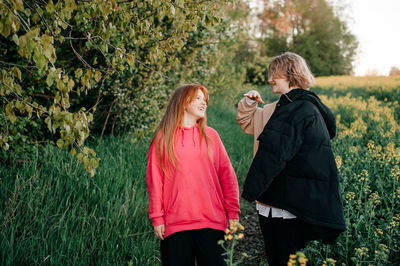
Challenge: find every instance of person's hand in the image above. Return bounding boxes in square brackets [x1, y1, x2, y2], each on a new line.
[228, 219, 239, 229]
[244, 90, 265, 104]
[154, 224, 165, 240]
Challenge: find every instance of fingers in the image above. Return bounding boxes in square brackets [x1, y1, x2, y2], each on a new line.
[161, 225, 165, 239]
[228, 219, 239, 228]
[154, 225, 165, 240]
[243, 90, 265, 104]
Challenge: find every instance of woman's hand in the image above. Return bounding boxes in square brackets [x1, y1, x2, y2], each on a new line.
[244, 90, 265, 104]
[154, 224, 165, 240]
[228, 219, 239, 229]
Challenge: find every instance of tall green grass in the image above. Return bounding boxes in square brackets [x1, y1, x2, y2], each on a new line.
[1, 136, 159, 265]
[0, 100, 254, 265]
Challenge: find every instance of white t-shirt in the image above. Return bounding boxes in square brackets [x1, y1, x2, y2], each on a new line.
[256, 202, 297, 219]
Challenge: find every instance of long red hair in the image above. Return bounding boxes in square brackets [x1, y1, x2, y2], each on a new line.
[152, 84, 210, 175]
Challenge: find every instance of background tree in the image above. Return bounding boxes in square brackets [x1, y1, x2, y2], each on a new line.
[389, 66, 400, 76]
[256, 0, 358, 76]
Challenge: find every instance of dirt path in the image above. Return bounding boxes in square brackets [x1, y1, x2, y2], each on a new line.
[234, 204, 269, 265]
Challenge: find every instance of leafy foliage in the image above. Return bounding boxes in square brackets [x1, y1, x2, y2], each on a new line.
[0, 0, 231, 175]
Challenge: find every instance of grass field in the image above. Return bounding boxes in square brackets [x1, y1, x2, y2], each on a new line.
[1, 76, 400, 265]
[0, 102, 255, 265]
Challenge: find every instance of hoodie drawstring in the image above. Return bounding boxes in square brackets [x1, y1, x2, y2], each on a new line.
[181, 128, 184, 147]
[181, 127, 196, 147]
[192, 128, 196, 147]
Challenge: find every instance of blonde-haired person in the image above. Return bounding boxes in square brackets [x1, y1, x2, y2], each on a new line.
[237, 52, 346, 266]
[147, 84, 240, 266]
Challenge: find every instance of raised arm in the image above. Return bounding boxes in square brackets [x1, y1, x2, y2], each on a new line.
[236, 90, 264, 135]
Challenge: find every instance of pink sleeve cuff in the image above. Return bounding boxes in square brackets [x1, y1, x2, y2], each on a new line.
[227, 212, 240, 220]
[152, 217, 165, 226]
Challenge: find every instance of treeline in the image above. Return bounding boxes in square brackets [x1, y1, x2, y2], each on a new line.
[0, 0, 357, 174]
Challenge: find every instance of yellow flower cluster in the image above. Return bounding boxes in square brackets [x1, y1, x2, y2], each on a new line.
[388, 214, 400, 229]
[322, 258, 337, 266]
[374, 243, 390, 261]
[368, 192, 380, 205]
[287, 251, 308, 266]
[345, 192, 355, 203]
[374, 228, 384, 237]
[366, 141, 377, 152]
[393, 188, 400, 199]
[390, 165, 400, 182]
[383, 143, 400, 167]
[348, 145, 360, 154]
[224, 222, 244, 241]
[335, 156, 342, 170]
[357, 170, 369, 182]
[354, 247, 369, 257]
[378, 243, 389, 253]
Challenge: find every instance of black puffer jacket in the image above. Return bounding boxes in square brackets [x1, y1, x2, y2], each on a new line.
[242, 89, 346, 232]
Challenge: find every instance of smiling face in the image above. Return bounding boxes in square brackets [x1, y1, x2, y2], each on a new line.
[268, 74, 290, 95]
[184, 89, 207, 122]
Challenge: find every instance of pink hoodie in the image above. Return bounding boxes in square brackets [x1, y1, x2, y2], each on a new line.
[146, 125, 240, 238]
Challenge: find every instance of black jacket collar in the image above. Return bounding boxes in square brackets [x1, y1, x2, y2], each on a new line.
[278, 89, 336, 139]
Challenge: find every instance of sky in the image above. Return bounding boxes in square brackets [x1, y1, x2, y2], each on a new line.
[247, 0, 400, 76]
[348, 0, 400, 76]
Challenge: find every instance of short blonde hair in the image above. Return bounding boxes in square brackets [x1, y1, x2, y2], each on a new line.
[268, 52, 315, 89]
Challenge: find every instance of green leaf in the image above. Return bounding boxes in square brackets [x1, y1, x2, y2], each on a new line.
[45, 116, 53, 133]
[94, 71, 102, 82]
[56, 138, 64, 149]
[5, 102, 16, 123]
[12, 34, 19, 45]
[8, 114, 17, 124]
[90, 158, 99, 168]
[67, 79, 75, 91]
[46, 68, 56, 86]
[13, 67, 22, 80]
[46, 0, 56, 13]
[89, 169, 95, 178]
[42, 35, 56, 63]
[76, 152, 83, 161]
[13, 0, 24, 11]
[33, 52, 47, 72]
[25, 104, 33, 119]
[126, 54, 135, 68]
[75, 68, 83, 78]
[3, 142, 10, 151]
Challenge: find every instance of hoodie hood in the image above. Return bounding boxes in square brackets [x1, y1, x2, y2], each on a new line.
[280, 89, 336, 139]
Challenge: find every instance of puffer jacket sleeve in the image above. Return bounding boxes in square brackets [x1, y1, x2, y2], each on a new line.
[242, 115, 312, 202]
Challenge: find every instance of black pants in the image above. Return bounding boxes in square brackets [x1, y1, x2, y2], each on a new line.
[258, 215, 308, 266]
[160, 228, 226, 266]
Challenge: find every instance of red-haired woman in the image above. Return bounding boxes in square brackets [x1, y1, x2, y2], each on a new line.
[146, 84, 240, 266]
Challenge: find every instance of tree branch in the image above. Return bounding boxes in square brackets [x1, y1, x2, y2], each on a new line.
[90, 35, 172, 80]
[98, 98, 116, 144]
[0, 80, 49, 115]
[2, 0, 30, 32]
[32, 0, 56, 37]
